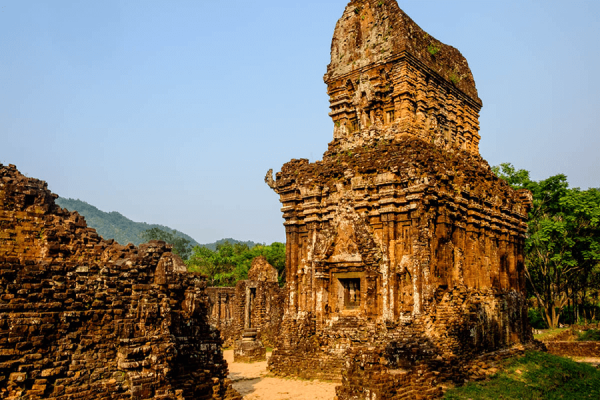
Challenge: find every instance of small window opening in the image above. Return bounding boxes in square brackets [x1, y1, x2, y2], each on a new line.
[386, 110, 395, 124]
[24, 194, 35, 208]
[340, 278, 361, 310]
[349, 118, 359, 133]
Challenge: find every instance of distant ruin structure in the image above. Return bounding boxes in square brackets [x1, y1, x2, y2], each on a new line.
[233, 256, 280, 362]
[266, 0, 533, 397]
[0, 164, 240, 400]
[207, 256, 284, 355]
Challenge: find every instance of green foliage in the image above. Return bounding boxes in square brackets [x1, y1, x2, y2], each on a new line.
[427, 43, 440, 56]
[492, 163, 532, 189]
[55, 197, 199, 247]
[444, 351, 600, 399]
[449, 72, 460, 85]
[186, 241, 285, 287]
[577, 329, 600, 341]
[528, 308, 548, 329]
[140, 227, 193, 260]
[494, 163, 600, 328]
[533, 327, 568, 341]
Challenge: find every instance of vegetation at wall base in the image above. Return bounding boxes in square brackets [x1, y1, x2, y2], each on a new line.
[532, 328, 569, 341]
[444, 351, 600, 399]
[577, 329, 600, 342]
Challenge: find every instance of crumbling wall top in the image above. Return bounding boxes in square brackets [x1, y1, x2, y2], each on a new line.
[325, 0, 480, 103]
[247, 255, 278, 283]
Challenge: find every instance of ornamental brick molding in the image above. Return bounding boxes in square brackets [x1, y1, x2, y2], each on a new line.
[266, 1, 534, 398]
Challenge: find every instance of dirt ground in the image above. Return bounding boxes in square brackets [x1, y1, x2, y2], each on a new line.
[224, 350, 337, 400]
[571, 356, 600, 368]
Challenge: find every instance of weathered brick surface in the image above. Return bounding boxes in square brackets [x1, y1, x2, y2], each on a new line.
[207, 287, 237, 347]
[266, 1, 533, 398]
[0, 164, 241, 400]
[324, 0, 481, 155]
[207, 257, 285, 349]
[545, 341, 600, 358]
[543, 325, 600, 358]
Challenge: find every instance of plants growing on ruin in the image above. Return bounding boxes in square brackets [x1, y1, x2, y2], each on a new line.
[427, 43, 440, 56]
[444, 351, 600, 399]
[449, 72, 460, 85]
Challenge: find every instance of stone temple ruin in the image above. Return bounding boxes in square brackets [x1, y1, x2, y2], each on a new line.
[266, 0, 534, 398]
[0, 1, 536, 399]
[232, 256, 282, 362]
[207, 256, 284, 360]
[0, 164, 240, 399]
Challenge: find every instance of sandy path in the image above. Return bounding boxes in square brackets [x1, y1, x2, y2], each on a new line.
[224, 350, 337, 400]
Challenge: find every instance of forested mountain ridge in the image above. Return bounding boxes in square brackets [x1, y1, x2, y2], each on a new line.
[55, 198, 259, 249]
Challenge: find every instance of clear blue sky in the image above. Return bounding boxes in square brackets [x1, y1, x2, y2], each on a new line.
[1, 0, 598, 244]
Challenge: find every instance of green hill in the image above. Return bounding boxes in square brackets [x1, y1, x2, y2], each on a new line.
[55, 198, 260, 251]
[55, 197, 200, 247]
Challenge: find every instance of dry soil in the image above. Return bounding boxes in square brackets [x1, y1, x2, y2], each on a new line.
[224, 350, 337, 400]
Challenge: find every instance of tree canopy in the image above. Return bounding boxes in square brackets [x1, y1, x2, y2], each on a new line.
[186, 241, 286, 287]
[493, 163, 600, 328]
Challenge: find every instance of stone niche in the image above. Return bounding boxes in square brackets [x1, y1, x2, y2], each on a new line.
[266, 0, 534, 397]
[0, 164, 241, 400]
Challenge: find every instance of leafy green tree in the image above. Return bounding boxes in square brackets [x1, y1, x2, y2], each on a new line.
[141, 227, 193, 260]
[186, 241, 286, 287]
[494, 163, 600, 328]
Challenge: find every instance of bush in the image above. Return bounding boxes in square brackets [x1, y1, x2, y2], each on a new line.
[578, 329, 600, 341]
[528, 308, 548, 329]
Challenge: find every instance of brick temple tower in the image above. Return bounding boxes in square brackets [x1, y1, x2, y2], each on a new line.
[266, 1, 533, 397]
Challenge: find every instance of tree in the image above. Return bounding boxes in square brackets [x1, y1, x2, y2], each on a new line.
[493, 163, 600, 328]
[140, 227, 193, 260]
[186, 241, 286, 287]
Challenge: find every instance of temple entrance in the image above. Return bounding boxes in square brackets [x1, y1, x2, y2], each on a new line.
[339, 278, 361, 310]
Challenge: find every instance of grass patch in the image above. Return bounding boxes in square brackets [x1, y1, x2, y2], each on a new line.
[444, 351, 600, 399]
[533, 327, 569, 341]
[578, 329, 600, 341]
[266, 346, 273, 353]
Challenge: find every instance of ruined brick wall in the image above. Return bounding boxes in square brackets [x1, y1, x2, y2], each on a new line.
[0, 164, 240, 400]
[233, 280, 284, 348]
[207, 257, 285, 348]
[207, 287, 237, 347]
[266, 0, 533, 396]
[544, 341, 600, 358]
[325, 0, 481, 155]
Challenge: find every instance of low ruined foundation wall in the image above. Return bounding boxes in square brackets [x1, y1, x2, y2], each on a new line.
[268, 349, 344, 382]
[337, 343, 540, 400]
[545, 341, 600, 358]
